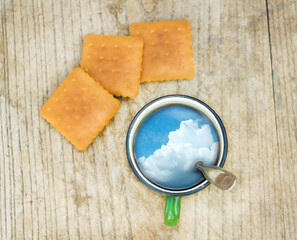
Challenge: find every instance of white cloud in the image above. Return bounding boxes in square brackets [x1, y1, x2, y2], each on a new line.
[137, 119, 219, 184]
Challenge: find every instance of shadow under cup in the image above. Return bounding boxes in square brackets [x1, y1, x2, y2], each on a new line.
[126, 95, 228, 226]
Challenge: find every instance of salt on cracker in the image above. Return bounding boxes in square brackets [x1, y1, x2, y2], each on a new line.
[129, 19, 194, 82]
[40, 68, 120, 151]
[81, 34, 144, 98]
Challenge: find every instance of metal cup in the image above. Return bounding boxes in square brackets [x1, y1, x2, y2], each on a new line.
[126, 95, 228, 226]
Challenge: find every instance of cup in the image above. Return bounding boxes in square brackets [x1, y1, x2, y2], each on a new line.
[126, 95, 228, 226]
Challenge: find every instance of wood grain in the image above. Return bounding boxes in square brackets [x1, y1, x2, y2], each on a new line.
[267, 0, 297, 239]
[0, 0, 296, 239]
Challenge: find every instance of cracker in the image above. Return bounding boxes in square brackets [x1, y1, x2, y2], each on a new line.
[40, 68, 120, 151]
[129, 19, 194, 82]
[81, 34, 143, 98]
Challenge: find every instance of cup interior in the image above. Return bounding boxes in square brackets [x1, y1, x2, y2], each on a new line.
[126, 95, 228, 196]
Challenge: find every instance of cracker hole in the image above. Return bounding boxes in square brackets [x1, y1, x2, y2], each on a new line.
[100, 56, 104, 60]
[75, 115, 80, 120]
[86, 56, 90, 59]
[81, 88, 87, 92]
[65, 107, 70, 111]
[163, 28, 168, 32]
[99, 69, 103, 72]
[73, 97, 78, 102]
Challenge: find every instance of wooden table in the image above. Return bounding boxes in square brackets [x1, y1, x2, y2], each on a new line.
[1, 0, 296, 239]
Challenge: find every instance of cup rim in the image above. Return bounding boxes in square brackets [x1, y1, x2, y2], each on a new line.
[126, 95, 228, 196]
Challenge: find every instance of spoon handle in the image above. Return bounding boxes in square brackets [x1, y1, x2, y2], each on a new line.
[196, 162, 237, 191]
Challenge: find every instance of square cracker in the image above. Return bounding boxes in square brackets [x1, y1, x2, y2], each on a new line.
[129, 19, 194, 82]
[81, 34, 143, 98]
[40, 68, 120, 151]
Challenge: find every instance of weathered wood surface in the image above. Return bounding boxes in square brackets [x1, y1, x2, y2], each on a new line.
[0, 0, 296, 239]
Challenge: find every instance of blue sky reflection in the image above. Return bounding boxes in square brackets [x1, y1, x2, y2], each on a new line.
[134, 104, 219, 190]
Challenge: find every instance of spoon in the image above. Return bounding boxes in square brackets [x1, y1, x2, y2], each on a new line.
[195, 161, 237, 191]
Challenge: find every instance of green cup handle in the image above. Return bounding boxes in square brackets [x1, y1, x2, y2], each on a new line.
[164, 196, 181, 226]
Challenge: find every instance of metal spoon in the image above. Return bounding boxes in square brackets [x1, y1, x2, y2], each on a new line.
[195, 161, 237, 191]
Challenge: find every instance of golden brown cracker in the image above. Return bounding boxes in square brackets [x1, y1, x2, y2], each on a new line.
[129, 19, 194, 82]
[81, 34, 143, 98]
[40, 68, 120, 151]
